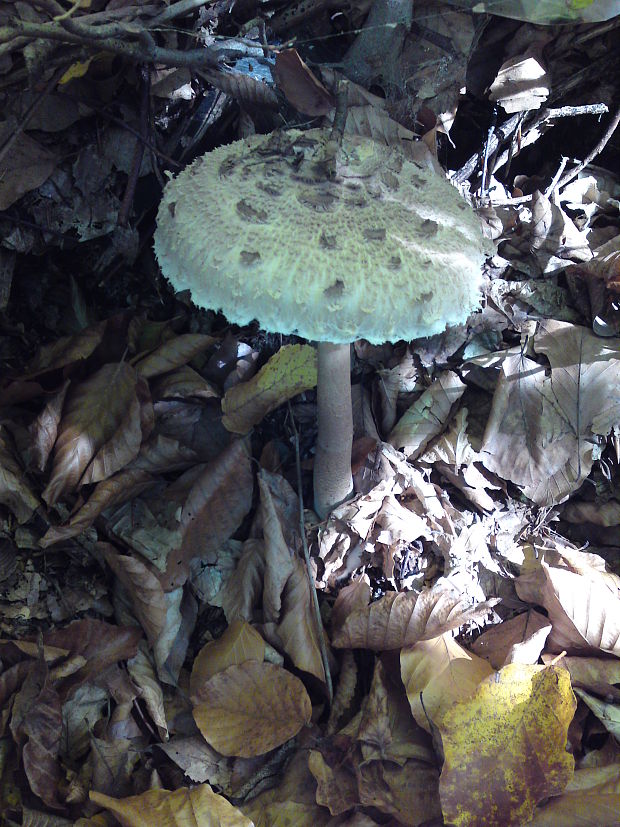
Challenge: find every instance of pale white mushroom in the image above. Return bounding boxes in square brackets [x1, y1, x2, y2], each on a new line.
[154, 128, 488, 518]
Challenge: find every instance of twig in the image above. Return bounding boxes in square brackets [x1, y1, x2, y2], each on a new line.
[544, 156, 569, 199]
[152, 0, 210, 25]
[118, 65, 150, 227]
[556, 104, 620, 190]
[453, 104, 609, 187]
[288, 402, 334, 706]
[0, 19, 221, 69]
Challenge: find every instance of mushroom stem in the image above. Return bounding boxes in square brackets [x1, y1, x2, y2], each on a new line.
[314, 342, 354, 519]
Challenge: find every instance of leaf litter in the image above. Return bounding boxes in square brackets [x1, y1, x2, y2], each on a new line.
[0, 3, 620, 827]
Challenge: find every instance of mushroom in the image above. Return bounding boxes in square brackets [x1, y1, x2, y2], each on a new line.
[154, 128, 488, 518]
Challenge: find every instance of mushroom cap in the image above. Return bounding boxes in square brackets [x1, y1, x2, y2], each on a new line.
[154, 129, 488, 345]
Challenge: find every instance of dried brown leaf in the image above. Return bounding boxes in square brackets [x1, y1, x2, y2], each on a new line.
[134, 333, 216, 379]
[332, 581, 499, 651]
[388, 371, 466, 459]
[222, 344, 317, 435]
[102, 546, 167, 646]
[273, 49, 335, 116]
[42, 363, 152, 506]
[91, 784, 253, 827]
[0, 425, 40, 523]
[39, 469, 156, 548]
[211, 540, 263, 625]
[516, 560, 620, 656]
[470, 610, 552, 669]
[166, 440, 253, 581]
[190, 620, 265, 696]
[192, 661, 312, 757]
[0, 124, 57, 210]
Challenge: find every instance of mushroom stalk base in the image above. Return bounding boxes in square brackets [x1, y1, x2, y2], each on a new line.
[314, 342, 354, 519]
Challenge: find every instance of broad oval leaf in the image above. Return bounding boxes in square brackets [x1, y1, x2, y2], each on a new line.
[192, 661, 311, 757]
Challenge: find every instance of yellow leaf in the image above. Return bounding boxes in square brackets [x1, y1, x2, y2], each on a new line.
[90, 784, 252, 826]
[59, 57, 94, 85]
[439, 663, 576, 827]
[401, 634, 494, 732]
[190, 619, 265, 696]
[222, 344, 317, 434]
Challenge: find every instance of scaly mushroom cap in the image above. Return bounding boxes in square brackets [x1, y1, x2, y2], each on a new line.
[154, 129, 487, 344]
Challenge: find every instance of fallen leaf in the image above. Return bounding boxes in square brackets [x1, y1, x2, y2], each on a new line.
[388, 371, 466, 459]
[438, 663, 576, 827]
[332, 580, 499, 650]
[0, 124, 57, 210]
[190, 619, 265, 696]
[192, 660, 312, 757]
[222, 344, 317, 434]
[401, 634, 494, 732]
[91, 783, 253, 826]
[42, 363, 152, 506]
[516, 560, 620, 656]
[134, 333, 216, 379]
[273, 49, 335, 116]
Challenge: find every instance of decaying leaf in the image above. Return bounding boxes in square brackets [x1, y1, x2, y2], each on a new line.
[516, 560, 620, 656]
[401, 634, 494, 733]
[439, 663, 576, 827]
[189, 619, 265, 696]
[0, 124, 57, 210]
[0, 425, 40, 523]
[134, 333, 216, 379]
[273, 49, 335, 116]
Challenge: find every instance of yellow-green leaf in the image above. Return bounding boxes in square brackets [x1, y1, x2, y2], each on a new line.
[222, 344, 317, 434]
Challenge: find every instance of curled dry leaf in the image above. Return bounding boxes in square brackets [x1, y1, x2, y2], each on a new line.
[211, 538, 265, 623]
[388, 370, 466, 459]
[516, 560, 620, 656]
[151, 364, 219, 400]
[438, 663, 576, 827]
[265, 556, 326, 683]
[0, 425, 40, 524]
[28, 380, 70, 472]
[200, 68, 279, 109]
[39, 469, 156, 548]
[192, 660, 312, 757]
[102, 545, 167, 646]
[91, 783, 253, 827]
[126, 644, 169, 741]
[42, 363, 152, 506]
[222, 344, 317, 435]
[332, 580, 499, 651]
[273, 49, 336, 116]
[469, 609, 552, 669]
[164, 439, 253, 583]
